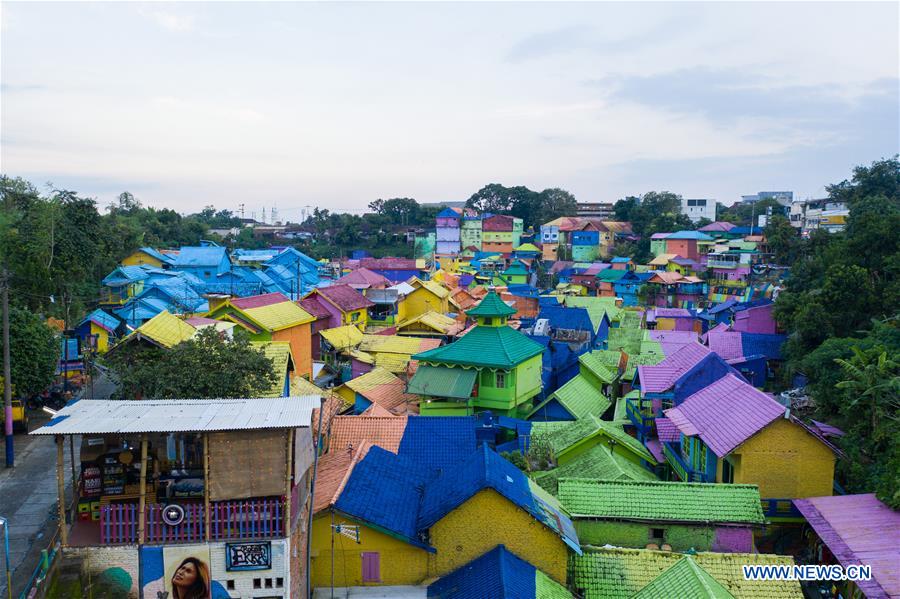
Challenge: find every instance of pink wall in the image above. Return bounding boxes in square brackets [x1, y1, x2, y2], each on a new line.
[712, 526, 754, 553]
[733, 304, 777, 334]
[665, 239, 699, 261]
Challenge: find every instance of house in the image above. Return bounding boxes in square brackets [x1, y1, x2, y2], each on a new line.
[528, 371, 611, 422]
[536, 305, 597, 350]
[663, 231, 714, 262]
[610, 256, 634, 271]
[365, 288, 401, 325]
[533, 415, 657, 469]
[333, 267, 391, 290]
[311, 444, 579, 589]
[705, 327, 786, 387]
[112, 310, 197, 351]
[318, 325, 365, 380]
[100, 265, 150, 306]
[300, 284, 374, 329]
[596, 269, 627, 298]
[352, 334, 440, 378]
[250, 340, 295, 397]
[572, 548, 802, 598]
[398, 278, 450, 322]
[395, 310, 463, 338]
[530, 444, 657, 496]
[427, 545, 572, 599]
[121, 246, 174, 269]
[408, 292, 545, 417]
[263, 246, 321, 296]
[205, 292, 316, 378]
[558, 479, 765, 552]
[794, 494, 900, 599]
[335, 367, 418, 415]
[74, 309, 122, 353]
[172, 245, 231, 286]
[435, 207, 462, 255]
[33, 397, 319, 599]
[649, 233, 671, 258]
[663, 374, 838, 513]
[482, 215, 521, 254]
[500, 260, 530, 285]
[359, 257, 420, 283]
[460, 213, 484, 253]
[731, 301, 778, 334]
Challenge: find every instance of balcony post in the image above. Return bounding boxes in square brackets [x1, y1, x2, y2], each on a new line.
[56, 435, 68, 546]
[137, 434, 148, 544]
[204, 433, 211, 541]
[284, 428, 294, 538]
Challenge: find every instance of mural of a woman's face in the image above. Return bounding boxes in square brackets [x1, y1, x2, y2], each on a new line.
[173, 561, 198, 589]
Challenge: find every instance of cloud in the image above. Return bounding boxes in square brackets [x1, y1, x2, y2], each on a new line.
[505, 25, 592, 63]
[0, 83, 47, 93]
[138, 7, 194, 32]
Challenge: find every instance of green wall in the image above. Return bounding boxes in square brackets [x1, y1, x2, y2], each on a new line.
[574, 520, 717, 551]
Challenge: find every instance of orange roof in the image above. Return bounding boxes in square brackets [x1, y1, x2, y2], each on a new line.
[311, 393, 350, 438]
[650, 271, 685, 284]
[327, 415, 408, 454]
[450, 287, 478, 310]
[312, 442, 371, 513]
[344, 367, 419, 415]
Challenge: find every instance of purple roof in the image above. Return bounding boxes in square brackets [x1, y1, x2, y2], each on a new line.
[654, 307, 692, 318]
[648, 330, 699, 344]
[698, 221, 737, 232]
[650, 233, 671, 239]
[794, 494, 899, 599]
[707, 330, 744, 361]
[644, 439, 665, 463]
[637, 343, 711, 393]
[655, 417, 681, 442]
[664, 374, 785, 456]
[810, 420, 845, 439]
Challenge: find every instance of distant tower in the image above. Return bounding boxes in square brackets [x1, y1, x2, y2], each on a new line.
[271, 204, 278, 224]
[239, 203, 245, 219]
[262, 207, 267, 224]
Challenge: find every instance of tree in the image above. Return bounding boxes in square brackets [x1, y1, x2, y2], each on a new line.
[763, 214, 799, 265]
[535, 188, 577, 226]
[106, 328, 278, 400]
[826, 155, 900, 205]
[0, 308, 57, 397]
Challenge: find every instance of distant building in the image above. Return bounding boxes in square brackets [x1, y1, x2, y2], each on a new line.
[789, 198, 848, 234]
[576, 202, 615, 218]
[679, 198, 716, 223]
[741, 191, 793, 206]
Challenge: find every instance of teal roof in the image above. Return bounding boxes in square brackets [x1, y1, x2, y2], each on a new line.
[466, 291, 517, 317]
[407, 365, 477, 399]
[557, 479, 765, 524]
[413, 325, 544, 369]
[533, 374, 611, 420]
[597, 269, 627, 282]
[531, 445, 657, 495]
[633, 557, 735, 599]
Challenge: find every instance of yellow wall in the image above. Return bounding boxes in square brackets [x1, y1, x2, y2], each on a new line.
[91, 322, 111, 353]
[310, 512, 430, 588]
[428, 489, 569, 584]
[723, 418, 835, 499]
[342, 308, 368, 328]
[272, 322, 313, 378]
[121, 251, 164, 269]
[401, 288, 448, 322]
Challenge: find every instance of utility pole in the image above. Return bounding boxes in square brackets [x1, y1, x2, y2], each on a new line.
[3, 270, 13, 467]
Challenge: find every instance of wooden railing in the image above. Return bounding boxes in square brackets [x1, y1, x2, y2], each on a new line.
[100, 498, 284, 545]
[662, 442, 710, 483]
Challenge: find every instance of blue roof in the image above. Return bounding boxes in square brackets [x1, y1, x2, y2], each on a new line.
[437, 207, 461, 219]
[665, 230, 714, 241]
[537, 306, 595, 333]
[102, 265, 150, 286]
[538, 296, 562, 307]
[506, 285, 541, 298]
[611, 257, 632, 263]
[59, 338, 80, 360]
[398, 416, 477, 475]
[427, 545, 538, 599]
[333, 447, 429, 546]
[741, 333, 785, 360]
[264, 247, 321, 273]
[729, 226, 755, 235]
[79, 309, 120, 332]
[707, 298, 739, 314]
[731, 298, 774, 313]
[114, 297, 170, 323]
[174, 246, 228, 267]
[138, 247, 174, 264]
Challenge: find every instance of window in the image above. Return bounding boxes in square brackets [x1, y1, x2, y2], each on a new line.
[350, 312, 359, 322]
[253, 578, 262, 589]
[362, 552, 381, 583]
[722, 458, 734, 484]
[226, 581, 235, 591]
[650, 528, 666, 542]
[204, 271, 212, 278]
[484, 317, 493, 325]
[495, 372, 506, 388]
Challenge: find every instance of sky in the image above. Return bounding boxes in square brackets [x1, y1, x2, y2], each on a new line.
[2, 2, 898, 220]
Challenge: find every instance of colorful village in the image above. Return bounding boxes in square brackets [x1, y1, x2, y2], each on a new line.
[2, 187, 895, 599]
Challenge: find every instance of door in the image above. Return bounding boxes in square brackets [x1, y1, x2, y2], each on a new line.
[361, 552, 380, 583]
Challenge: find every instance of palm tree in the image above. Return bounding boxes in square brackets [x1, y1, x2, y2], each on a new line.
[835, 346, 900, 436]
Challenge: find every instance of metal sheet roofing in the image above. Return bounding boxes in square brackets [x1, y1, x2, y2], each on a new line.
[174, 246, 228, 267]
[794, 494, 900, 599]
[537, 415, 655, 464]
[31, 397, 320, 435]
[334, 267, 391, 289]
[664, 374, 786, 457]
[316, 284, 375, 312]
[249, 341, 293, 397]
[632, 556, 735, 599]
[127, 310, 197, 348]
[467, 290, 517, 317]
[79, 309, 120, 333]
[531, 444, 657, 496]
[343, 367, 418, 414]
[407, 365, 477, 399]
[320, 325, 365, 350]
[413, 324, 544, 369]
[540, 374, 611, 420]
[637, 343, 711, 393]
[242, 300, 315, 331]
[558, 479, 764, 524]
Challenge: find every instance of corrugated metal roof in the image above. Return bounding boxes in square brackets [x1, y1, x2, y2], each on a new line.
[243, 300, 315, 331]
[31, 397, 320, 435]
[174, 246, 228, 267]
[407, 364, 477, 399]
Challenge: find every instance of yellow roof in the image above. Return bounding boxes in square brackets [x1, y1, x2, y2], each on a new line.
[348, 349, 375, 364]
[242, 302, 315, 331]
[343, 367, 400, 393]
[133, 311, 197, 348]
[320, 325, 365, 350]
[374, 353, 412, 373]
[398, 311, 458, 334]
[410, 278, 450, 299]
[250, 341, 293, 397]
[649, 253, 678, 266]
[359, 334, 428, 355]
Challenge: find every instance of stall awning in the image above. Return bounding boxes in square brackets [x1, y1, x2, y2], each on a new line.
[407, 365, 477, 399]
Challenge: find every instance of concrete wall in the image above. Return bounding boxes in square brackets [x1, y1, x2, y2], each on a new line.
[62, 545, 140, 598]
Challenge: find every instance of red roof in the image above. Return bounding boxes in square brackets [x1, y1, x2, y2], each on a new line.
[299, 296, 332, 320]
[231, 292, 291, 309]
[317, 285, 374, 312]
[335, 268, 391, 289]
[482, 214, 515, 231]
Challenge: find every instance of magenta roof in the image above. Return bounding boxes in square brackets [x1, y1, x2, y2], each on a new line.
[698, 221, 736, 232]
[299, 295, 332, 320]
[654, 307, 692, 318]
[335, 268, 391, 289]
[637, 343, 711, 393]
[231, 292, 291, 309]
[794, 494, 899, 599]
[655, 417, 681, 442]
[359, 257, 418, 270]
[664, 374, 785, 456]
[317, 284, 375, 312]
[707, 330, 744, 361]
[651, 233, 671, 239]
[648, 330, 698, 344]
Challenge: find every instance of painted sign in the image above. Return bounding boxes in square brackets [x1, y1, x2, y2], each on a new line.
[225, 541, 272, 571]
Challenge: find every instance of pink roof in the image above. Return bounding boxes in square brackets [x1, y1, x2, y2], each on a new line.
[664, 374, 785, 456]
[482, 214, 515, 231]
[649, 272, 684, 285]
[359, 257, 417, 270]
[231, 292, 291, 310]
[655, 417, 681, 442]
[644, 439, 665, 463]
[637, 343, 711, 393]
[698, 221, 736, 232]
[184, 316, 221, 326]
[299, 296, 332, 320]
[335, 268, 391, 289]
[318, 285, 375, 312]
[654, 307, 692, 318]
[651, 233, 671, 239]
[707, 330, 744, 361]
[794, 494, 899, 599]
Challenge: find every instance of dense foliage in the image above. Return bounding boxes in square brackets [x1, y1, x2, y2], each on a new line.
[0, 308, 58, 397]
[612, 191, 695, 262]
[106, 328, 278, 400]
[464, 184, 577, 230]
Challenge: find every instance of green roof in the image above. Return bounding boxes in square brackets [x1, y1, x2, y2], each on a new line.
[413, 324, 544, 369]
[406, 364, 477, 399]
[531, 445, 657, 495]
[557, 479, 765, 524]
[623, 349, 665, 380]
[617, 310, 644, 329]
[564, 296, 620, 329]
[538, 415, 655, 464]
[466, 290, 517, 317]
[573, 548, 802, 599]
[607, 327, 644, 355]
[532, 374, 611, 420]
[579, 352, 620, 384]
[535, 570, 574, 599]
[633, 556, 735, 599]
[597, 269, 627, 282]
